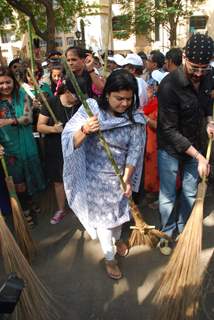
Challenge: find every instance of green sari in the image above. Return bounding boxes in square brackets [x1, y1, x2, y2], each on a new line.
[0, 90, 45, 195]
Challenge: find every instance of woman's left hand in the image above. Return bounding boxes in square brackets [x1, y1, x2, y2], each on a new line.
[123, 179, 132, 198]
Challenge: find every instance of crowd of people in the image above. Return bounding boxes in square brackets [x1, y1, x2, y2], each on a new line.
[0, 32, 214, 279]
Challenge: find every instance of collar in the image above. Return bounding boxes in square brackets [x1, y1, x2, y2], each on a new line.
[173, 66, 190, 88]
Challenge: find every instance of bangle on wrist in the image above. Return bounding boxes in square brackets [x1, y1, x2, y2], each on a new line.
[88, 68, 95, 74]
[81, 125, 90, 135]
[11, 118, 18, 126]
[194, 150, 200, 160]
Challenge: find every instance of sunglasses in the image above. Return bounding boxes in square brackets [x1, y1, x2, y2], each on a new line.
[185, 59, 212, 73]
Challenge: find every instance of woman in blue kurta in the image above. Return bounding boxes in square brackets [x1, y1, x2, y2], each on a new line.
[0, 67, 45, 225]
[62, 70, 146, 279]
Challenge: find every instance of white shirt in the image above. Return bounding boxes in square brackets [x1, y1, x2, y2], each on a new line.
[136, 77, 148, 108]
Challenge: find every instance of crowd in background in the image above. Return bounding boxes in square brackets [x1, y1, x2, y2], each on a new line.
[0, 33, 214, 278]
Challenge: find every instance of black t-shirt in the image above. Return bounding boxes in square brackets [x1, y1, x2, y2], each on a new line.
[40, 95, 76, 158]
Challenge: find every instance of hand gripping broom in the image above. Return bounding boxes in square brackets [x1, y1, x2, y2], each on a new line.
[1, 156, 36, 261]
[63, 59, 169, 248]
[0, 212, 60, 320]
[152, 105, 214, 320]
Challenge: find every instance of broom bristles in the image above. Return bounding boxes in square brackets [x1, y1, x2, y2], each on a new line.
[128, 200, 171, 248]
[152, 181, 207, 320]
[5, 176, 37, 261]
[0, 213, 60, 320]
[10, 197, 37, 260]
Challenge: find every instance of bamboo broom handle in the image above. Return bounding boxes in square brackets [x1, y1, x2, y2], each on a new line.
[27, 68, 59, 124]
[63, 59, 127, 190]
[63, 59, 152, 227]
[0, 157, 9, 178]
[202, 103, 214, 182]
[103, 0, 112, 77]
[27, 19, 35, 75]
[27, 19, 37, 95]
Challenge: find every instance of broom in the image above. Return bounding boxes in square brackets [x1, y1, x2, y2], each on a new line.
[152, 107, 214, 320]
[63, 59, 169, 248]
[0, 156, 36, 261]
[0, 212, 60, 320]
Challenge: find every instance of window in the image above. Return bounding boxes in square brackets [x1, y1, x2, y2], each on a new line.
[55, 37, 63, 47]
[112, 15, 131, 39]
[190, 16, 208, 31]
[66, 37, 74, 46]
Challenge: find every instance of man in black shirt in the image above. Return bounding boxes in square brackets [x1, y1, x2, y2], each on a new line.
[157, 33, 214, 255]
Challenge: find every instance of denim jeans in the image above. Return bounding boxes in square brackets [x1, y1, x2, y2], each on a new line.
[158, 149, 199, 237]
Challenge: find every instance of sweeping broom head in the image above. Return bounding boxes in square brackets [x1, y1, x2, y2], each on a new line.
[5, 176, 37, 261]
[128, 199, 171, 248]
[152, 181, 207, 320]
[0, 213, 60, 320]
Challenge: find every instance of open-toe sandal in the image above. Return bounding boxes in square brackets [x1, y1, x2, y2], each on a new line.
[105, 259, 122, 280]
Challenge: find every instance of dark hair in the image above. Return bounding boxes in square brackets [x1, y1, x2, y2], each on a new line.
[125, 64, 143, 76]
[150, 50, 165, 68]
[0, 66, 19, 99]
[137, 51, 147, 61]
[165, 48, 183, 66]
[56, 83, 70, 96]
[8, 58, 22, 69]
[99, 69, 139, 122]
[23, 61, 43, 83]
[47, 50, 62, 59]
[65, 46, 92, 59]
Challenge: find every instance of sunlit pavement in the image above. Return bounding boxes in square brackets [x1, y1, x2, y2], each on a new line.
[1, 183, 213, 320]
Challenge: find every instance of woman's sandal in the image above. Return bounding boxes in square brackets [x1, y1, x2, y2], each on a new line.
[115, 240, 129, 257]
[105, 259, 122, 280]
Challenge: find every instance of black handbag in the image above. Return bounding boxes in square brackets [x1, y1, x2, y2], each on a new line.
[0, 273, 24, 314]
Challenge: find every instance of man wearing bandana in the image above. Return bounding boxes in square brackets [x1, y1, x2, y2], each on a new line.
[157, 33, 214, 255]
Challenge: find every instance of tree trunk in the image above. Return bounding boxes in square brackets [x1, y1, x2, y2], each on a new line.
[43, 2, 56, 53]
[169, 24, 177, 47]
[6, 0, 56, 54]
[168, 15, 177, 47]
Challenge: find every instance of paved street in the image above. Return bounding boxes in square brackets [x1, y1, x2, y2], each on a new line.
[1, 184, 214, 320]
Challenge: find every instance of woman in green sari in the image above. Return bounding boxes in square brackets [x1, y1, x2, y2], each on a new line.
[0, 66, 45, 226]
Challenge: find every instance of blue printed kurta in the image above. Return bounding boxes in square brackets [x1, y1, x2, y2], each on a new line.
[62, 99, 146, 239]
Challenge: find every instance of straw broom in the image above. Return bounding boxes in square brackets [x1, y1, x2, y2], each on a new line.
[0, 212, 60, 320]
[63, 59, 169, 248]
[1, 156, 36, 261]
[152, 108, 214, 319]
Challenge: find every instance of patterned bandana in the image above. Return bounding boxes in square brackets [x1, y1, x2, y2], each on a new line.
[185, 33, 214, 64]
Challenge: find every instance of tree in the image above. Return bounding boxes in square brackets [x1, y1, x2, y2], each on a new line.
[116, 0, 205, 47]
[0, 0, 91, 53]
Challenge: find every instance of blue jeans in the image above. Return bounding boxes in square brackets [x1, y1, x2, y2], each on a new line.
[158, 149, 199, 237]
